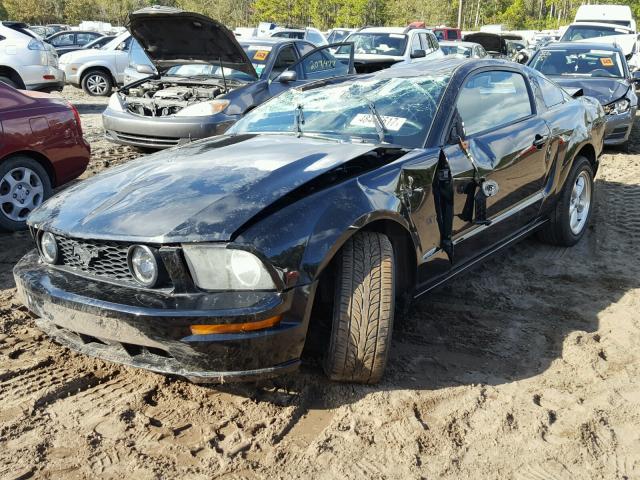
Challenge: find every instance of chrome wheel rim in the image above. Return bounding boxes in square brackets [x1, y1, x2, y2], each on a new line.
[0, 167, 44, 222]
[86, 74, 108, 94]
[569, 171, 591, 235]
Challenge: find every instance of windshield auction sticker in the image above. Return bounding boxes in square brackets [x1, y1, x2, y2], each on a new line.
[350, 113, 407, 131]
[253, 50, 270, 61]
[600, 57, 614, 66]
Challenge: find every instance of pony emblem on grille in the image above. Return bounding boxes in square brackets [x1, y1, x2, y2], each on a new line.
[72, 244, 106, 268]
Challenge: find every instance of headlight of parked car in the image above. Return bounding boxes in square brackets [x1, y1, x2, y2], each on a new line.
[604, 98, 630, 115]
[40, 232, 58, 264]
[182, 244, 276, 290]
[127, 245, 159, 287]
[107, 93, 124, 112]
[175, 99, 230, 117]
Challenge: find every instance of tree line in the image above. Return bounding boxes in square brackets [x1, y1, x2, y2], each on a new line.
[1, 0, 638, 31]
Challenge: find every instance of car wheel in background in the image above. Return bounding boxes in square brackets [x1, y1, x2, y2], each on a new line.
[0, 156, 52, 232]
[0, 76, 19, 89]
[81, 70, 112, 96]
[324, 231, 395, 384]
[537, 155, 594, 246]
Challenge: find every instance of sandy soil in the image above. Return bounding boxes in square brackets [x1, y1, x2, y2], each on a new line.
[1, 86, 640, 479]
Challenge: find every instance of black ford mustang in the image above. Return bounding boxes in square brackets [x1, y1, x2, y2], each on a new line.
[14, 58, 605, 384]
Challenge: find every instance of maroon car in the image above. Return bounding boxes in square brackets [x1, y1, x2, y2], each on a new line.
[0, 82, 90, 231]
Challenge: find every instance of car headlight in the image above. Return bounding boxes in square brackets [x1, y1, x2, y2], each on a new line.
[107, 93, 124, 112]
[127, 245, 159, 287]
[182, 244, 276, 290]
[604, 98, 630, 115]
[40, 232, 58, 264]
[175, 99, 230, 117]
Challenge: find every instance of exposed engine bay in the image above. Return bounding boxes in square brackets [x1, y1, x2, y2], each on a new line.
[121, 81, 231, 117]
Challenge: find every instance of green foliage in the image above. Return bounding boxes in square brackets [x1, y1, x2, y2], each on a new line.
[0, 0, 638, 31]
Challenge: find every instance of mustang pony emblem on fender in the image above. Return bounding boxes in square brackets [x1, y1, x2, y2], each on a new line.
[72, 244, 105, 267]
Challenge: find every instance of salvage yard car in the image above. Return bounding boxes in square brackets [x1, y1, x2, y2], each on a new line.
[15, 58, 605, 384]
[0, 82, 90, 231]
[528, 42, 639, 148]
[102, 7, 354, 149]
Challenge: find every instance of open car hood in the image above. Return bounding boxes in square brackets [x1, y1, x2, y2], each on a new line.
[128, 6, 257, 79]
[464, 33, 507, 55]
[28, 135, 381, 243]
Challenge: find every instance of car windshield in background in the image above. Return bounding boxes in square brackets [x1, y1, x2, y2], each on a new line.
[241, 44, 273, 78]
[342, 33, 408, 56]
[561, 25, 631, 41]
[230, 74, 450, 148]
[165, 64, 255, 82]
[531, 48, 624, 78]
[441, 45, 472, 57]
[328, 30, 351, 43]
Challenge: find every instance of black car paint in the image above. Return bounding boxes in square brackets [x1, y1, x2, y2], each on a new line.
[16, 59, 606, 381]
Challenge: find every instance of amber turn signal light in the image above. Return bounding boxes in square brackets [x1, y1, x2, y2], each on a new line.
[189, 315, 282, 335]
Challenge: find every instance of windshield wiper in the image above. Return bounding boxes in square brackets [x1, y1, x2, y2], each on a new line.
[295, 103, 305, 137]
[363, 96, 387, 143]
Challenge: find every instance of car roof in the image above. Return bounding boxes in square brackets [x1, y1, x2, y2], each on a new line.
[379, 56, 517, 78]
[540, 41, 623, 52]
[357, 27, 408, 34]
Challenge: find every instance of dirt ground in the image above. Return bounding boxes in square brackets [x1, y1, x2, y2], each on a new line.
[1, 86, 640, 480]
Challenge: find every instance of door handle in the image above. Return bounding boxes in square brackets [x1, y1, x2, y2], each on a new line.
[533, 133, 548, 149]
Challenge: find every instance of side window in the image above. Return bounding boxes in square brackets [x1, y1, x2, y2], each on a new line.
[429, 34, 439, 50]
[446, 30, 458, 40]
[419, 33, 431, 52]
[51, 33, 74, 46]
[120, 36, 133, 52]
[457, 70, 533, 136]
[537, 76, 565, 108]
[410, 34, 422, 53]
[306, 30, 324, 45]
[270, 45, 298, 80]
[300, 44, 352, 80]
[296, 41, 315, 57]
[76, 33, 97, 45]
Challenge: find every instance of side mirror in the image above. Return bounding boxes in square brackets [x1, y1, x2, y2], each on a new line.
[278, 70, 297, 83]
[136, 64, 155, 75]
[116, 42, 127, 51]
[631, 70, 640, 82]
[515, 52, 529, 64]
[410, 49, 426, 59]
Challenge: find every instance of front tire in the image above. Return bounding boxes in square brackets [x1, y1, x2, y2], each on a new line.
[324, 231, 395, 384]
[0, 156, 52, 232]
[538, 156, 594, 246]
[81, 70, 112, 96]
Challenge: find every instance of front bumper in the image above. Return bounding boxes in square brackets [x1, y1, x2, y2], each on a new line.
[14, 250, 316, 383]
[603, 107, 636, 145]
[102, 107, 238, 149]
[23, 66, 65, 92]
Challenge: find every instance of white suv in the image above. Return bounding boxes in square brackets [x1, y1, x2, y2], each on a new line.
[343, 27, 444, 73]
[58, 32, 132, 96]
[0, 22, 64, 91]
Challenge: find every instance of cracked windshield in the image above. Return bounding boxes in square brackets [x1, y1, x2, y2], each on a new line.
[230, 74, 450, 147]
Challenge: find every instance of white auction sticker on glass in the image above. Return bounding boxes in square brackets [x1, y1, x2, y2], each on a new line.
[350, 113, 407, 131]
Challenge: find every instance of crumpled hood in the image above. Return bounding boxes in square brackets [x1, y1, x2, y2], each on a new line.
[550, 76, 631, 105]
[28, 135, 376, 242]
[128, 6, 257, 78]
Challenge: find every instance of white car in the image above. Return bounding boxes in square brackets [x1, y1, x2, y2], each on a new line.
[342, 27, 444, 73]
[58, 31, 132, 96]
[269, 27, 328, 46]
[0, 21, 63, 91]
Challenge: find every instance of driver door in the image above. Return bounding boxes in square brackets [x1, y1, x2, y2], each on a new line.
[268, 42, 354, 97]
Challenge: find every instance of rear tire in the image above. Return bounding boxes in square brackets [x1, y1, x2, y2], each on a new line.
[0, 156, 52, 232]
[537, 156, 594, 246]
[324, 231, 395, 384]
[81, 70, 112, 96]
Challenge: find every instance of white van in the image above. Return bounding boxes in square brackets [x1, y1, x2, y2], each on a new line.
[574, 4, 636, 31]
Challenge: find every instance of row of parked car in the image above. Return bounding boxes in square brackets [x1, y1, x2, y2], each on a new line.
[5, 7, 611, 385]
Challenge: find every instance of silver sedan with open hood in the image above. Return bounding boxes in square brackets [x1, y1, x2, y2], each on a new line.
[102, 6, 354, 149]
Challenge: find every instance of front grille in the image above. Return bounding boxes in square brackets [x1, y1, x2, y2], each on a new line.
[56, 236, 134, 283]
[112, 130, 180, 147]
